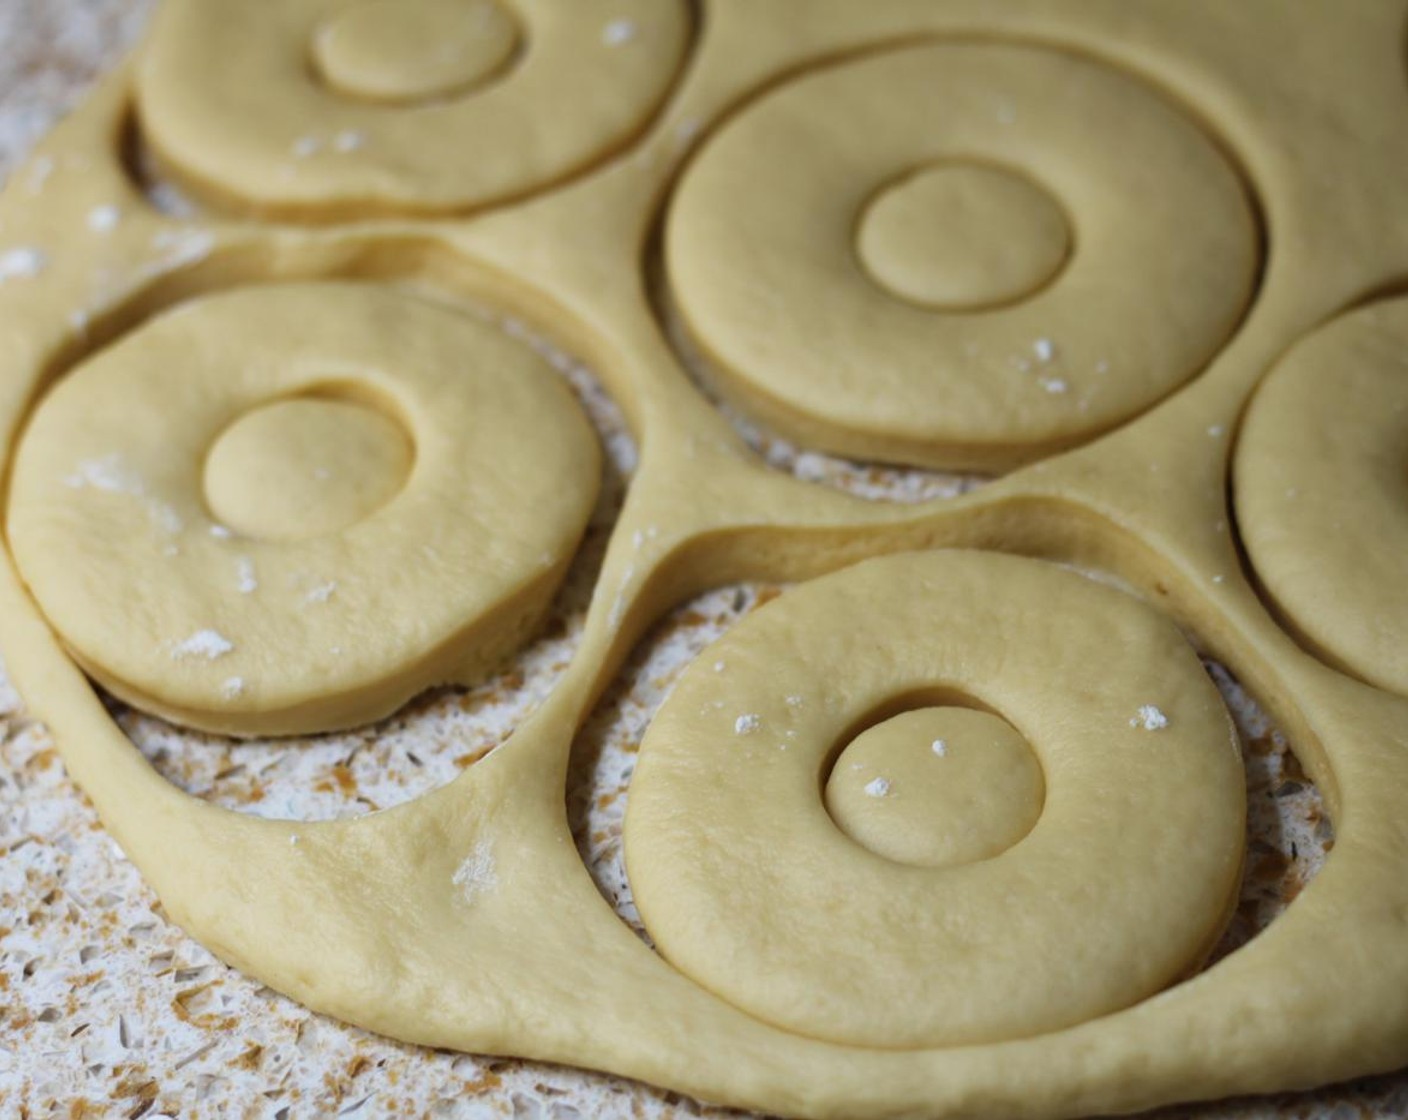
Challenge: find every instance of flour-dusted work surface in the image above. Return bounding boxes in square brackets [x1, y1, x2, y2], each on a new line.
[3, 2, 1408, 1119]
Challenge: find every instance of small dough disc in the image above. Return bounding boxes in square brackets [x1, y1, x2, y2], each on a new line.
[667, 42, 1256, 470]
[625, 551, 1244, 1048]
[1235, 298, 1408, 696]
[136, 0, 689, 216]
[312, 0, 521, 104]
[856, 163, 1070, 310]
[824, 706, 1045, 868]
[7, 282, 601, 736]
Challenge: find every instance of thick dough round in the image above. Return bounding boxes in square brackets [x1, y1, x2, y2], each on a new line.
[667, 42, 1257, 470]
[136, 0, 689, 217]
[824, 706, 1045, 868]
[311, 0, 521, 105]
[1235, 299, 1408, 697]
[625, 551, 1245, 1048]
[6, 282, 600, 736]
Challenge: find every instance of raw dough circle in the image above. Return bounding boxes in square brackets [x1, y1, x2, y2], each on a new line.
[1235, 298, 1408, 697]
[312, 0, 520, 105]
[856, 163, 1070, 310]
[625, 551, 1244, 1048]
[136, 0, 689, 216]
[7, 282, 601, 737]
[824, 706, 1045, 868]
[667, 42, 1257, 471]
[203, 396, 413, 542]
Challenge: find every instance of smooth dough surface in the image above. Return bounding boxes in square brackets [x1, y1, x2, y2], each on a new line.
[626, 551, 1244, 1048]
[667, 40, 1257, 470]
[1235, 299, 1408, 698]
[824, 706, 1045, 868]
[7, 282, 600, 736]
[3, 3, 1408, 1120]
[136, 0, 690, 216]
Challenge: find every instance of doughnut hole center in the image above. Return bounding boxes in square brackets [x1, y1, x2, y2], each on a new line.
[311, 0, 520, 105]
[856, 163, 1070, 310]
[203, 395, 413, 542]
[825, 706, 1044, 868]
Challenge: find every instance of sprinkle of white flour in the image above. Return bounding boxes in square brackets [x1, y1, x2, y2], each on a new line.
[333, 130, 365, 153]
[65, 453, 142, 494]
[785, 694, 803, 709]
[87, 204, 120, 233]
[0, 245, 46, 282]
[734, 713, 762, 735]
[209, 524, 232, 539]
[1039, 376, 1069, 394]
[931, 739, 948, 757]
[1208, 424, 1225, 438]
[713, 660, 725, 672]
[452, 839, 497, 903]
[25, 156, 54, 194]
[305, 581, 337, 604]
[1130, 704, 1169, 731]
[151, 228, 214, 266]
[236, 557, 258, 594]
[1032, 337, 1055, 363]
[172, 629, 234, 661]
[864, 777, 892, 798]
[602, 18, 637, 45]
[220, 676, 245, 699]
[291, 135, 321, 158]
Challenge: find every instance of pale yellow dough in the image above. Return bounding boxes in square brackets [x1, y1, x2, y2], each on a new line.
[1235, 299, 1408, 699]
[627, 551, 1243, 1048]
[7, 283, 601, 736]
[666, 40, 1257, 470]
[3, 3, 1408, 1120]
[137, 0, 689, 217]
[824, 706, 1045, 869]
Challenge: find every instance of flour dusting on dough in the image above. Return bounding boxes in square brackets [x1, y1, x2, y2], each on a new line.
[65, 452, 143, 494]
[602, 19, 637, 46]
[172, 629, 234, 661]
[734, 713, 762, 735]
[1131, 704, 1169, 731]
[452, 839, 498, 904]
[236, 557, 258, 594]
[0, 245, 46, 281]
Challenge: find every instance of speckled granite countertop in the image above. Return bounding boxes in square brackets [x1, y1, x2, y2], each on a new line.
[1, 3, 1407, 1118]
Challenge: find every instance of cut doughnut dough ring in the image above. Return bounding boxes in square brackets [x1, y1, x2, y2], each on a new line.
[626, 550, 1244, 1048]
[667, 41, 1258, 471]
[1236, 298, 1408, 699]
[6, 282, 601, 736]
[136, 0, 691, 218]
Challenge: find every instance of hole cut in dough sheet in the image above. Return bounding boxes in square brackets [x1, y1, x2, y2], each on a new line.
[666, 39, 1258, 471]
[1235, 297, 1408, 699]
[7, 282, 602, 737]
[135, 0, 692, 217]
